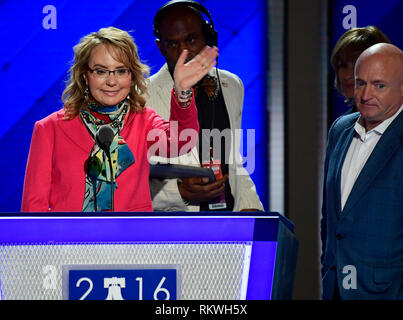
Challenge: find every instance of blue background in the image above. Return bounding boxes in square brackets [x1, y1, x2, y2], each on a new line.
[0, 0, 268, 212]
[330, 0, 403, 122]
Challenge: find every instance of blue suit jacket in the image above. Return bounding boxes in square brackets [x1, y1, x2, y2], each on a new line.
[321, 110, 403, 300]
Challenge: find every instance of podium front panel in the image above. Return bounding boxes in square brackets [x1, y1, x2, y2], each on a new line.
[0, 214, 295, 300]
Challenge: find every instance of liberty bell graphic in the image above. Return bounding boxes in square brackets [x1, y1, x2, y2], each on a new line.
[104, 277, 126, 300]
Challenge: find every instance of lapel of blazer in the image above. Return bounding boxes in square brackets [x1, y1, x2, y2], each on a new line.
[120, 109, 135, 137]
[341, 111, 403, 219]
[55, 109, 94, 153]
[155, 64, 174, 112]
[215, 70, 234, 126]
[333, 120, 356, 217]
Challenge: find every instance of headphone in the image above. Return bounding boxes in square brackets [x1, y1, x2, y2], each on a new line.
[153, 0, 218, 47]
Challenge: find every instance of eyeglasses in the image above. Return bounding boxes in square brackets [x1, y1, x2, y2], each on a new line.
[88, 67, 131, 79]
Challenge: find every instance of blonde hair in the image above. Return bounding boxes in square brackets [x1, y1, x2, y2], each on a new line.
[62, 27, 150, 119]
[330, 26, 391, 95]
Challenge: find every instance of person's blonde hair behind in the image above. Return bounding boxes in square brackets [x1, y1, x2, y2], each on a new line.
[330, 26, 391, 95]
[62, 27, 150, 119]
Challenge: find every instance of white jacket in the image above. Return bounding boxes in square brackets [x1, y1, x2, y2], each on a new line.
[146, 64, 264, 211]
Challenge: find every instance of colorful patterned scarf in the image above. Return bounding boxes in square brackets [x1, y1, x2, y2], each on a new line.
[80, 100, 135, 211]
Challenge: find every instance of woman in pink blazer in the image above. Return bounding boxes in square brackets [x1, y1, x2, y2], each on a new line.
[21, 27, 218, 212]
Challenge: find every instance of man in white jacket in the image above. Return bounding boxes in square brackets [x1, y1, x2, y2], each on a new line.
[148, 0, 263, 212]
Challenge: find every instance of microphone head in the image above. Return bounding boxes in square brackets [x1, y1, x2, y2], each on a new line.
[95, 125, 115, 152]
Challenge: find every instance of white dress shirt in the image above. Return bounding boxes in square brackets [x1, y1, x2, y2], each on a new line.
[341, 105, 403, 210]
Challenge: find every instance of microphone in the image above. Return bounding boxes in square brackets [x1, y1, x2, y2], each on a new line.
[95, 125, 115, 212]
[96, 125, 115, 155]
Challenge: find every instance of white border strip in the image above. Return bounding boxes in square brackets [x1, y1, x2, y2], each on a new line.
[239, 244, 252, 300]
[0, 215, 279, 220]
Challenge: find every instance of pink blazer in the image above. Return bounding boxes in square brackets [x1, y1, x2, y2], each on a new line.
[21, 93, 199, 212]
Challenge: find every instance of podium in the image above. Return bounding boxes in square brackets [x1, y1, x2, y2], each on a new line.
[0, 212, 298, 300]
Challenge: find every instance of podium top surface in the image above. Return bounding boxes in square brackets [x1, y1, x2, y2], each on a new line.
[0, 212, 294, 244]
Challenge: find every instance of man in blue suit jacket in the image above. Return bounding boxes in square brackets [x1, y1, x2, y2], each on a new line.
[321, 43, 403, 300]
